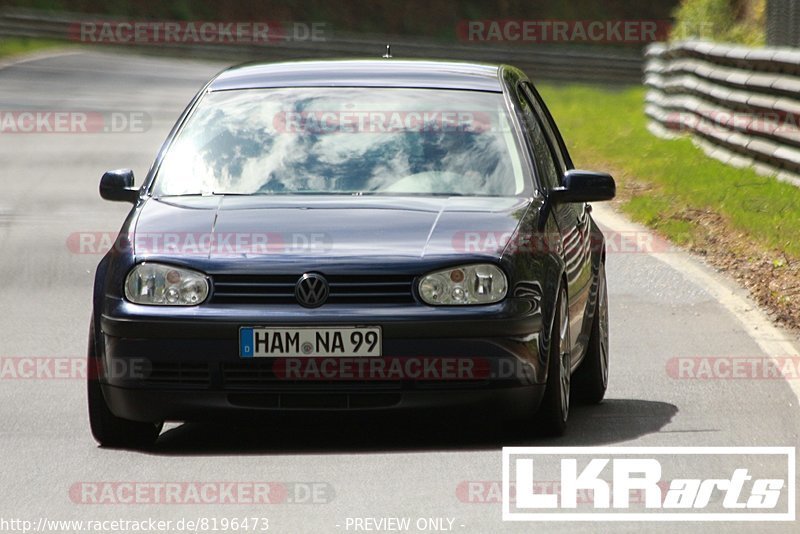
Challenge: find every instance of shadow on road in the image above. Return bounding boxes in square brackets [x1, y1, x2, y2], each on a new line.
[139, 398, 678, 456]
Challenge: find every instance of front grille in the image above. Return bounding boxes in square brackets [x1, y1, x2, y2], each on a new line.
[221, 361, 402, 389]
[222, 361, 274, 387]
[145, 362, 210, 385]
[137, 361, 491, 390]
[211, 274, 416, 305]
[227, 392, 402, 409]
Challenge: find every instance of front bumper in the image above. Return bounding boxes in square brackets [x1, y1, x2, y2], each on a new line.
[101, 383, 547, 422]
[98, 299, 546, 422]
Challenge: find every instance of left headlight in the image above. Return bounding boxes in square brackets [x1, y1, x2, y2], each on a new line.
[418, 264, 507, 305]
[124, 263, 209, 306]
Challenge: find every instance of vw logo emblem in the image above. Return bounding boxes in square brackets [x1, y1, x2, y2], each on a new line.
[295, 273, 329, 308]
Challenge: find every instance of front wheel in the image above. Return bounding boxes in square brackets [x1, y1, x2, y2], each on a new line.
[87, 318, 162, 448]
[534, 286, 570, 436]
[573, 261, 609, 404]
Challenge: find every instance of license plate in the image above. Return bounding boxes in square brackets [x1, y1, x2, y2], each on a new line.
[239, 326, 382, 357]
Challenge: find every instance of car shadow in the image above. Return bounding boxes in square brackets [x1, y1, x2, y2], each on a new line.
[140, 398, 678, 456]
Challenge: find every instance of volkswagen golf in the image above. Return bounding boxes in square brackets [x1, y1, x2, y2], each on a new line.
[88, 59, 615, 447]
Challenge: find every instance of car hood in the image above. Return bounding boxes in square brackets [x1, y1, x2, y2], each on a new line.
[132, 195, 531, 263]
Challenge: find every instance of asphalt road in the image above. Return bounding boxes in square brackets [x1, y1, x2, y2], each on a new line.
[0, 50, 798, 533]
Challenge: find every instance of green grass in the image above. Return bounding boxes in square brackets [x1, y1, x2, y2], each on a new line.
[538, 84, 800, 257]
[0, 37, 65, 59]
[670, 0, 765, 46]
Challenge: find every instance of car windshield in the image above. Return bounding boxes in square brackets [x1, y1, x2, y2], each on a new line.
[152, 87, 527, 197]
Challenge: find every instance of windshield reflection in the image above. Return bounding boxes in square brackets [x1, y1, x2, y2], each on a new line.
[154, 87, 526, 197]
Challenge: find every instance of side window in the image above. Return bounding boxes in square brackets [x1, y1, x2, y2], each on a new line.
[517, 88, 560, 191]
[522, 82, 573, 174]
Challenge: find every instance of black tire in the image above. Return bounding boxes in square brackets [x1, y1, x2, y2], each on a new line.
[87, 318, 162, 449]
[573, 261, 609, 404]
[535, 286, 570, 436]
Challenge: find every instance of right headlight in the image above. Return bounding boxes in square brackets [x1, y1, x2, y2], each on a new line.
[124, 263, 209, 306]
[418, 264, 507, 305]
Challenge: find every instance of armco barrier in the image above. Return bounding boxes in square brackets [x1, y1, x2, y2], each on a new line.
[644, 40, 800, 187]
[0, 8, 645, 84]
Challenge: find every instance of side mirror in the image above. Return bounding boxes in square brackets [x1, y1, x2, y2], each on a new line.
[549, 170, 616, 204]
[99, 169, 138, 203]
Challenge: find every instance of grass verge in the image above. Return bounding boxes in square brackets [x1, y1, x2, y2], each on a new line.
[539, 84, 800, 329]
[0, 37, 66, 60]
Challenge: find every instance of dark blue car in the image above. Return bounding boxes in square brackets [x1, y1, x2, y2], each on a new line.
[88, 59, 614, 447]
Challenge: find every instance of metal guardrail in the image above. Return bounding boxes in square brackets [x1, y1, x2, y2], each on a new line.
[0, 8, 645, 84]
[644, 40, 800, 186]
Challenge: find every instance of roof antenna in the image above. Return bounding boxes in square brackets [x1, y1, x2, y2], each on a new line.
[382, 44, 392, 59]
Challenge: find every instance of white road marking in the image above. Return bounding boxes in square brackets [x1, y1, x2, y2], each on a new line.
[0, 49, 83, 72]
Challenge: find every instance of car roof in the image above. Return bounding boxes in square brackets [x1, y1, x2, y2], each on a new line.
[208, 59, 505, 92]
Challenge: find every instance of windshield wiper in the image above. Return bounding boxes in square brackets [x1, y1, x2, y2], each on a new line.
[156, 191, 254, 198]
[155, 192, 205, 198]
